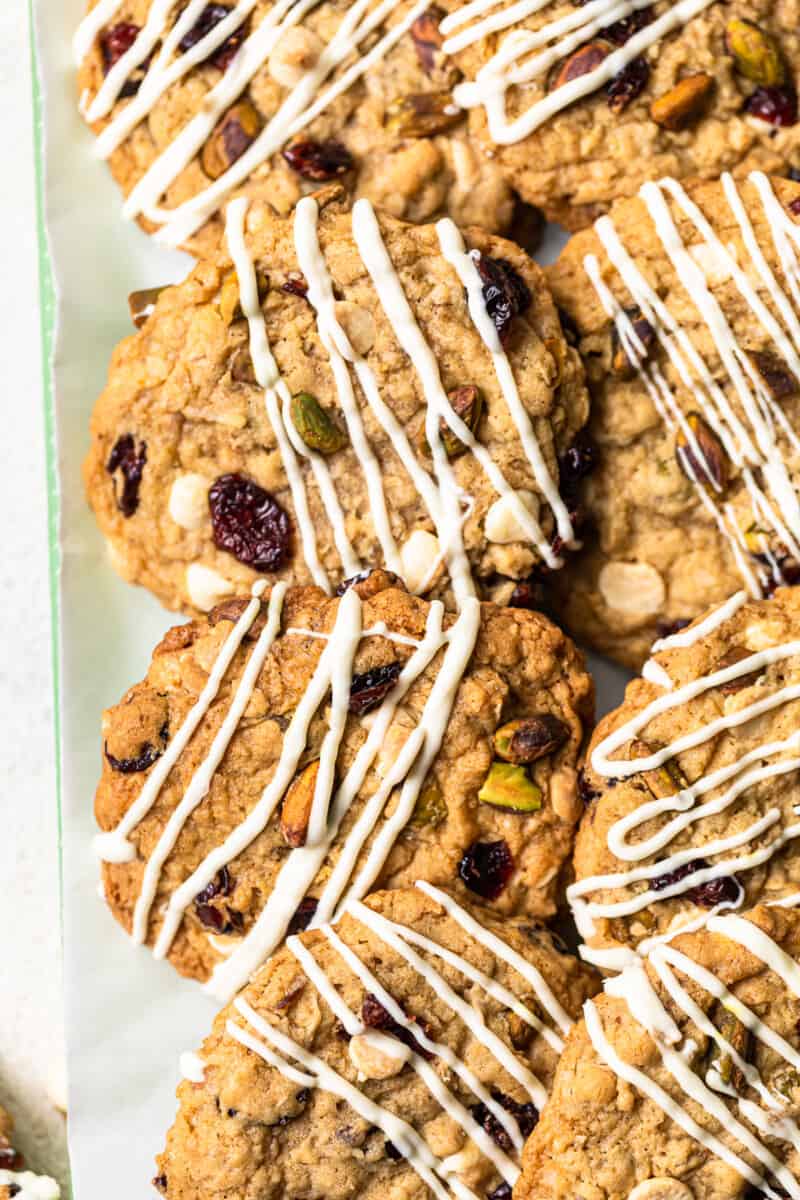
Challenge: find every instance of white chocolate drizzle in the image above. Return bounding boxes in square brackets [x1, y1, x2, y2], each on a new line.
[223, 883, 573, 1196]
[0, 1171, 61, 1200]
[585, 914, 800, 1196]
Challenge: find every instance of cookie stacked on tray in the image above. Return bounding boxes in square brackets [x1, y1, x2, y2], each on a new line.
[72, 0, 800, 1196]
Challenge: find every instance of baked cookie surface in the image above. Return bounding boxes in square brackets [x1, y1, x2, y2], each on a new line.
[547, 173, 800, 668]
[94, 573, 593, 995]
[74, 0, 521, 252]
[571, 587, 800, 965]
[517, 904, 800, 1200]
[155, 884, 599, 1200]
[76, 0, 800, 242]
[84, 190, 588, 615]
[0, 1104, 60, 1200]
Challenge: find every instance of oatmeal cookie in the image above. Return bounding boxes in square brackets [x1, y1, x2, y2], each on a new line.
[155, 884, 599, 1200]
[0, 1104, 60, 1200]
[94, 572, 593, 994]
[571, 586, 800, 965]
[448, 0, 800, 230]
[74, 0, 522, 253]
[517, 904, 800, 1199]
[547, 173, 800, 668]
[84, 189, 588, 616]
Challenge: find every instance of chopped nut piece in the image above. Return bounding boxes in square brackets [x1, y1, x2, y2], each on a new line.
[411, 7, 445, 73]
[650, 73, 714, 130]
[386, 92, 462, 138]
[715, 646, 760, 693]
[128, 286, 165, 329]
[749, 349, 799, 401]
[629, 739, 687, 800]
[493, 715, 570, 764]
[201, 100, 262, 180]
[410, 777, 447, 827]
[611, 308, 656, 376]
[726, 18, 786, 87]
[218, 268, 268, 325]
[280, 760, 320, 848]
[438, 385, 483, 458]
[549, 41, 611, 92]
[707, 1006, 750, 1092]
[478, 762, 543, 812]
[675, 412, 728, 492]
[290, 392, 348, 455]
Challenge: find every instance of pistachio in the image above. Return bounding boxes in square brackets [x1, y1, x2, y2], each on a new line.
[749, 348, 799, 401]
[726, 18, 786, 88]
[493, 714, 570, 764]
[611, 307, 656, 376]
[411, 7, 445, 74]
[549, 41, 611, 92]
[650, 73, 714, 131]
[290, 392, 348, 455]
[386, 91, 462, 138]
[478, 762, 543, 812]
[230, 345, 257, 384]
[201, 100, 262, 180]
[629, 739, 687, 800]
[280, 760, 320, 848]
[410, 777, 448, 827]
[715, 646, 760, 693]
[438, 384, 484, 458]
[675, 412, 728, 492]
[128, 286, 165, 329]
[770, 1065, 800, 1102]
[707, 1006, 750, 1093]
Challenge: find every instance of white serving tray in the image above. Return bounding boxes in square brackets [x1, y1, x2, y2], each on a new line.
[30, 6, 632, 1193]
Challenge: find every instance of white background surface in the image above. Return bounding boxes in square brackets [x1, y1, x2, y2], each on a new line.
[0, 3, 69, 1189]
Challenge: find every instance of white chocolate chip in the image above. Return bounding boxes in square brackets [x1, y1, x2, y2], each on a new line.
[186, 563, 235, 611]
[268, 25, 324, 87]
[627, 1180, 693, 1200]
[484, 490, 539, 544]
[400, 529, 441, 594]
[335, 301, 377, 357]
[168, 473, 209, 531]
[688, 240, 734, 286]
[598, 561, 665, 616]
[348, 1033, 408, 1080]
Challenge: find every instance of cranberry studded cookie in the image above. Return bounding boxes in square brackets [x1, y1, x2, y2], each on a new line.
[547, 173, 800, 668]
[155, 884, 599, 1200]
[94, 572, 593, 997]
[0, 1104, 60, 1200]
[448, 2, 800, 231]
[517, 905, 800, 1200]
[73, 0, 529, 254]
[84, 189, 588, 615]
[570, 587, 800, 968]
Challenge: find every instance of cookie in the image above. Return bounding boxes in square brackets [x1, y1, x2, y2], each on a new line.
[516, 904, 800, 1199]
[0, 1104, 60, 1200]
[83, 189, 588, 616]
[73, 0, 526, 254]
[450, 2, 800, 231]
[570, 586, 800, 967]
[155, 883, 599, 1200]
[547, 172, 800, 668]
[94, 572, 593, 997]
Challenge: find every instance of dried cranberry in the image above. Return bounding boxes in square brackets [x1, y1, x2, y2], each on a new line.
[193, 867, 244, 934]
[179, 4, 248, 70]
[287, 896, 318, 935]
[0, 1146, 24, 1170]
[9, 1186, 21, 1199]
[106, 434, 147, 517]
[152, 1175, 167, 1194]
[687, 874, 741, 908]
[559, 435, 597, 498]
[651, 859, 706, 892]
[209, 473, 291, 572]
[349, 661, 402, 715]
[100, 22, 151, 97]
[508, 577, 542, 610]
[656, 617, 691, 639]
[472, 254, 531, 345]
[577, 767, 599, 806]
[744, 86, 798, 127]
[471, 1102, 514, 1151]
[790, 198, 800, 218]
[607, 56, 649, 113]
[104, 727, 166, 774]
[603, 7, 653, 44]
[471, 1091, 538, 1150]
[282, 139, 353, 181]
[385, 1140, 403, 1160]
[459, 840, 514, 901]
[362, 994, 394, 1030]
[282, 274, 309, 299]
[487, 1186, 512, 1200]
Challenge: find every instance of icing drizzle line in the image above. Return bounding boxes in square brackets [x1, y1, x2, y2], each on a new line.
[224, 884, 572, 1197]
